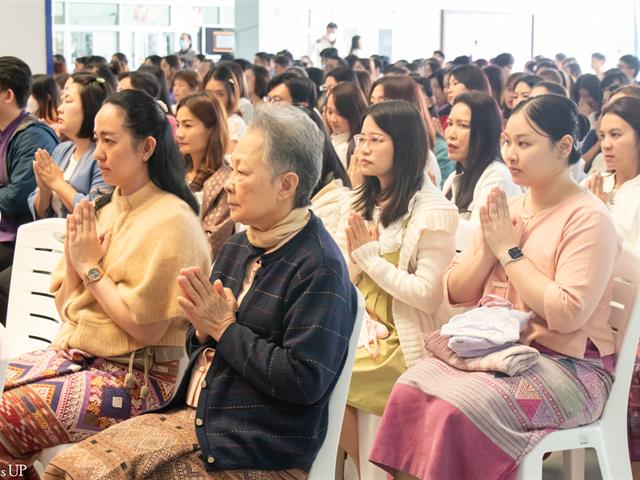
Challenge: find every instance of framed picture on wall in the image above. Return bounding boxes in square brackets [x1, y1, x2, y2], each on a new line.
[204, 27, 235, 54]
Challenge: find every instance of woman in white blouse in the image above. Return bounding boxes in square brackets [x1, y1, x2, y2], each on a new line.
[443, 91, 522, 224]
[584, 96, 640, 248]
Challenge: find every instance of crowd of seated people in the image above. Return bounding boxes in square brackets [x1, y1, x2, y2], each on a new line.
[0, 39, 638, 480]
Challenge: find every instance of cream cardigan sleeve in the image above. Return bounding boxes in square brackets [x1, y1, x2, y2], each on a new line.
[351, 229, 454, 314]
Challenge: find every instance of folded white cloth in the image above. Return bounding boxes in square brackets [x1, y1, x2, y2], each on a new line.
[440, 295, 535, 357]
[447, 336, 511, 357]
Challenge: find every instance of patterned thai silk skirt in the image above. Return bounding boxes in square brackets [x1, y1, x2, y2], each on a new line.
[0, 348, 178, 464]
[369, 345, 614, 480]
[44, 407, 308, 480]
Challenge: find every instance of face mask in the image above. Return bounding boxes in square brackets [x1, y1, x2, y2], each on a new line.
[327, 33, 336, 43]
[179, 39, 189, 50]
[26, 96, 39, 115]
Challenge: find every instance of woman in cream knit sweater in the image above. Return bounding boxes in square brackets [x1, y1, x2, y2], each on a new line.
[333, 100, 458, 477]
[0, 90, 210, 473]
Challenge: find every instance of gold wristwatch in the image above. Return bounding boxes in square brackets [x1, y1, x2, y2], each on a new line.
[83, 265, 105, 286]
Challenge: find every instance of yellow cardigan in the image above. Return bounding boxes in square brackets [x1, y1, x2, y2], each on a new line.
[51, 181, 211, 357]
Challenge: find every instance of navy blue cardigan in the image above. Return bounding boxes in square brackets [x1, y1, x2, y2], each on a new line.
[165, 213, 357, 472]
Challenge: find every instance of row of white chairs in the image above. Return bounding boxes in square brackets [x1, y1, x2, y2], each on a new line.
[0, 218, 638, 479]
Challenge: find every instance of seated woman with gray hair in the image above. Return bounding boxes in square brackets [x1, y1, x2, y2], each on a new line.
[45, 104, 359, 480]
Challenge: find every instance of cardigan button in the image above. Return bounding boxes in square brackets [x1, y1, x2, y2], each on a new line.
[201, 380, 207, 389]
[207, 456, 215, 464]
[195, 418, 204, 427]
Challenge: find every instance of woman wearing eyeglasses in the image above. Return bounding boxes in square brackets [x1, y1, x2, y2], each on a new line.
[334, 100, 458, 477]
[265, 72, 318, 108]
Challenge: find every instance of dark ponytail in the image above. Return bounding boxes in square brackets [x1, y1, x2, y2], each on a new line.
[514, 93, 589, 165]
[98, 90, 198, 213]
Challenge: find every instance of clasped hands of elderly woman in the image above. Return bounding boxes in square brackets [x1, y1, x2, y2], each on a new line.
[177, 266, 237, 343]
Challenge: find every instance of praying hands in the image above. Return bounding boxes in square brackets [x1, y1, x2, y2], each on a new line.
[33, 148, 65, 192]
[479, 187, 523, 259]
[177, 266, 237, 343]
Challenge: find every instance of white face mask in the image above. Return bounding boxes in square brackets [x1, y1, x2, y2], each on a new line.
[327, 32, 336, 43]
[26, 96, 39, 115]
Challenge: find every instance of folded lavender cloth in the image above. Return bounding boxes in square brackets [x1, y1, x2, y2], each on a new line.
[424, 331, 540, 376]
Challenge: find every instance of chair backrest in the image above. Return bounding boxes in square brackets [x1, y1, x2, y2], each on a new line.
[308, 291, 365, 480]
[600, 243, 640, 423]
[455, 218, 474, 253]
[5, 218, 65, 358]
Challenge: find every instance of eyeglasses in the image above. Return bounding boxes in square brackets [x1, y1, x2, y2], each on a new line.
[354, 134, 387, 148]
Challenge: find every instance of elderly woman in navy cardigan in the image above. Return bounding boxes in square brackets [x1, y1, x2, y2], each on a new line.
[45, 104, 358, 480]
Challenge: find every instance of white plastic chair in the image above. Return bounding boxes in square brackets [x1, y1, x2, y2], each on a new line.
[5, 218, 65, 357]
[455, 218, 474, 253]
[308, 291, 365, 480]
[517, 244, 640, 480]
[1, 219, 70, 473]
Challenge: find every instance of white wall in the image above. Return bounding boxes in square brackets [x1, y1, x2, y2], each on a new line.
[0, 0, 48, 74]
[248, 0, 638, 71]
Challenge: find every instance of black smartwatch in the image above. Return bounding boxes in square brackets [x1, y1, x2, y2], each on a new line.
[499, 247, 525, 267]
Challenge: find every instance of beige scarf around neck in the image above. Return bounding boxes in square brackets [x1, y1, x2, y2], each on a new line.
[246, 207, 310, 249]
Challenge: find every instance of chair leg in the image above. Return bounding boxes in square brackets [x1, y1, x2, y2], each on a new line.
[562, 449, 585, 480]
[593, 442, 632, 480]
[517, 450, 544, 480]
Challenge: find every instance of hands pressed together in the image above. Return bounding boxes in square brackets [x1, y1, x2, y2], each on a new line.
[177, 266, 237, 343]
[478, 187, 523, 260]
[583, 173, 612, 205]
[34, 148, 65, 192]
[65, 199, 112, 278]
[345, 211, 378, 264]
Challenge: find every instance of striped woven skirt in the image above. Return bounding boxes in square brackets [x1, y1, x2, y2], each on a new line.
[0, 348, 178, 465]
[369, 350, 613, 480]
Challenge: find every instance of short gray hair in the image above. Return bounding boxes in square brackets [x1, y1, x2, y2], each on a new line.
[250, 104, 323, 207]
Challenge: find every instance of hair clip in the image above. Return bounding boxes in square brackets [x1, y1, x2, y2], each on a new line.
[228, 78, 235, 85]
[156, 99, 169, 114]
[95, 77, 106, 84]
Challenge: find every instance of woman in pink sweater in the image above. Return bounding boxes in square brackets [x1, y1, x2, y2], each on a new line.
[369, 94, 621, 480]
